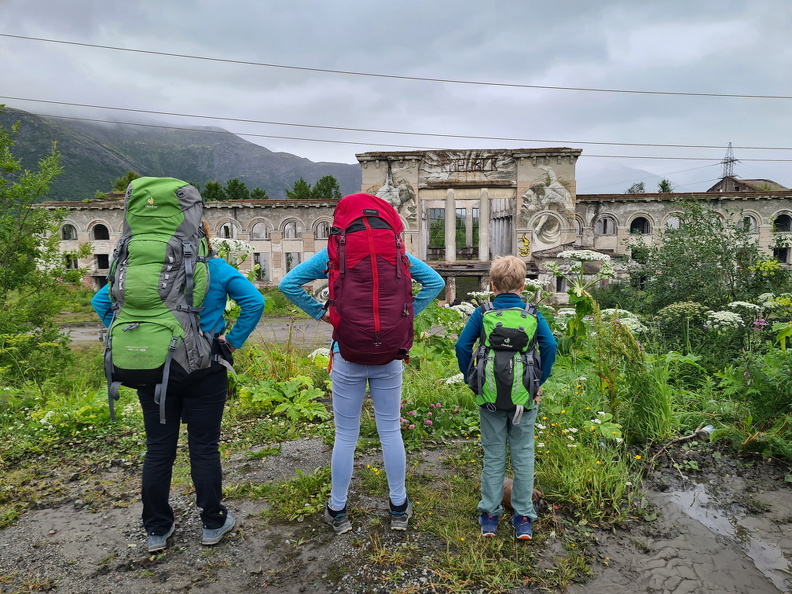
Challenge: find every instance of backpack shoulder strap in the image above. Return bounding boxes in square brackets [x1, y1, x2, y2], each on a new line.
[478, 302, 493, 342]
[524, 303, 540, 349]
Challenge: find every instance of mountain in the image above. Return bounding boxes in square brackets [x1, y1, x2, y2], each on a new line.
[0, 107, 362, 201]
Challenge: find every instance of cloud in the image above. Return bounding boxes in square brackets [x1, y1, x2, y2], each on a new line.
[1, 0, 791, 187]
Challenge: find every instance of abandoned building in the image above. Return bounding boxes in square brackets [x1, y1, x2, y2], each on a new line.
[47, 148, 792, 303]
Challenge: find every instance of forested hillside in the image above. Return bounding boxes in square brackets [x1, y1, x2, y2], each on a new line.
[0, 107, 361, 201]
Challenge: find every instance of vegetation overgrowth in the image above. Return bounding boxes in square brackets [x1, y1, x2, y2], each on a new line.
[2, 112, 791, 591]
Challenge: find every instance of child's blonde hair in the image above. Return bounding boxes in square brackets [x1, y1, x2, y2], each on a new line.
[490, 256, 526, 294]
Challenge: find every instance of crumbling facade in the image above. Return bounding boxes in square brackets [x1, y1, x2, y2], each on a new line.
[47, 148, 792, 302]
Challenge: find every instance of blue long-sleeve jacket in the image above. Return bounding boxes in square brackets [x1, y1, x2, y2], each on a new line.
[279, 247, 445, 325]
[455, 293, 557, 384]
[91, 257, 264, 350]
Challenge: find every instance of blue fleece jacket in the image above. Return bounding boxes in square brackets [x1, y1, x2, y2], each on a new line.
[91, 256, 264, 350]
[455, 293, 557, 384]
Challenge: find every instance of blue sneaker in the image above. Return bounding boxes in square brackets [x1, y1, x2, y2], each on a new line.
[479, 513, 499, 537]
[511, 515, 532, 540]
[201, 512, 236, 546]
[146, 524, 175, 553]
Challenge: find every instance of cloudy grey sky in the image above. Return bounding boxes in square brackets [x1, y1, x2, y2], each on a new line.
[1, 0, 791, 193]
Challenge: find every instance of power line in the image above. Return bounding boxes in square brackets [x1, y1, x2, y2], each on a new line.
[4, 95, 792, 154]
[8, 109, 792, 164]
[2, 32, 792, 101]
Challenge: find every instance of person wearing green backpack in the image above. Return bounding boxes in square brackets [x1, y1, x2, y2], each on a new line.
[92, 179, 264, 553]
[455, 255, 557, 540]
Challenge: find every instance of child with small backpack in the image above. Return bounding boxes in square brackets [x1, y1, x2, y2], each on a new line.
[279, 193, 444, 535]
[455, 255, 557, 540]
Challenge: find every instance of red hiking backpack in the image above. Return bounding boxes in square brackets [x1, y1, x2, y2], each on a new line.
[327, 193, 414, 365]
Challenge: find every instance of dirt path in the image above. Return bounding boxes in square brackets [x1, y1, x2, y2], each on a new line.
[65, 316, 334, 349]
[1, 437, 790, 593]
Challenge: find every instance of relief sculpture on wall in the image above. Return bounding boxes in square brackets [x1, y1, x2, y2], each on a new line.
[520, 166, 576, 248]
[374, 164, 417, 227]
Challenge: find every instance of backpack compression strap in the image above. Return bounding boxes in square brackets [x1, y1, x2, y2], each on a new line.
[513, 302, 540, 426]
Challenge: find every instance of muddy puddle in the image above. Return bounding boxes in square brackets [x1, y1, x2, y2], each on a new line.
[568, 475, 792, 594]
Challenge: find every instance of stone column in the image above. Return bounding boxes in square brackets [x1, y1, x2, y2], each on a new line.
[445, 189, 456, 262]
[445, 276, 456, 304]
[478, 189, 490, 261]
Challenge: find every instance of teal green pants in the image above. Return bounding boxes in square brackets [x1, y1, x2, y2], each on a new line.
[477, 405, 538, 519]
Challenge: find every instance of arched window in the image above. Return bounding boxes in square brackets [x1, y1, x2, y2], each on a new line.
[773, 214, 792, 232]
[575, 219, 583, 236]
[283, 220, 303, 239]
[314, 220, 331, 239]
[91, 224, 109, 240]
[251, 222, 270, 240]
[665, 215, 681, 230]
[594, 216, 617, 235]
[742, 215, 759, 234]
[629, 217, 651, 234]
[61, 224, 77, 241]
[220, 222, 238, 239]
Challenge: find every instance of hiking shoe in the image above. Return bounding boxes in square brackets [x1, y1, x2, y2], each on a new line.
[323, 505, 352, 535]
[389, 499, 413, 531]
[201, 512, 236, 546]
[146, 524, 175, 553]
[511, 515, 533, 540]
[479, 513, 499, 537]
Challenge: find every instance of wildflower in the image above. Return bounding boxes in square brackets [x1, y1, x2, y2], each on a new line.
[451, 302, 476, 316]
[425, 420, 433, 426]
[537, 442, 545, 448]
[536, 423, 546, 430]
[408, 410, 417, 417]
[557, 249, 612, 262]
[634, 455, 642, 460]
[567, 444, 578, 448]
[408, 424, 415, 430]
[308, 347, 331, 360]
[443, 373, 464, 385]
[727, 301, 761, 312]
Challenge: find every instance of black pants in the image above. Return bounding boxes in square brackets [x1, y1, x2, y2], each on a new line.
[137, 359, 229, 534]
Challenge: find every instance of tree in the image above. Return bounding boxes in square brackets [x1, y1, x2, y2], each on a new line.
[625, 182, 646, 194]
[626, 200, 763, 311]
[203, 180, 227, 202]
[311, 175, 342, 200]
[250, 187, 269, 200]
[657, 179, 674, 193]
[112, 171, 140, 192]
[225, 178, 250, 201]
[0, 110, 88, 384]
[286, 177, 313, 200]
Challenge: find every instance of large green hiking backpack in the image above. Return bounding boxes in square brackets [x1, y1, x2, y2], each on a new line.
[103, 177, 214, 424]
[466, 302, 542, 424]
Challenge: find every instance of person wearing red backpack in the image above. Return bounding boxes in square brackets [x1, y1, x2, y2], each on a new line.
[279, 193, 444, 534]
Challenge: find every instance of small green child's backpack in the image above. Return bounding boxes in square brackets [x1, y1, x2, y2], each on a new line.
[466, 302, 542, 424]
[103, 177, 215, 424]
